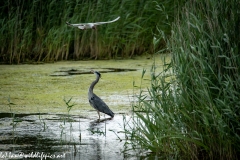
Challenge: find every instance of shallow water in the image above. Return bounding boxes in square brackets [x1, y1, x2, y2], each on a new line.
[0, 54, 171, 159]
[0, 113, 134, 160]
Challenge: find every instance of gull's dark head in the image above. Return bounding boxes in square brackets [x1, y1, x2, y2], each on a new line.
[66, 21, 71, 26]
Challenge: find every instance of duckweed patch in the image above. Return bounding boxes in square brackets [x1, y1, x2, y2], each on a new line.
[0, 54, 170, 116]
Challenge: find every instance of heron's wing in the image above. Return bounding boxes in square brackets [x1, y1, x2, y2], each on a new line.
[89, 94, 114, 117]
[93, 16, 120, 25]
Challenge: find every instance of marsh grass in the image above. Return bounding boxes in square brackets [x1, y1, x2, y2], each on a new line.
[125, 0, 240, 159]
[60, 97, 77, 144]
[0, 0, 177, 63]
[7, 96, 21, 147]
[37, 109, 48, 131]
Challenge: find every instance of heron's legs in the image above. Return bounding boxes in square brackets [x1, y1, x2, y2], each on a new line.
[97, 111, 100, 120]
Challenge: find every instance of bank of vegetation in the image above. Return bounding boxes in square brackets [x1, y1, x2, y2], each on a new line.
[0, 0, 177, 64]
[127, 0, 240, 159]
[1, 0, 239, 159]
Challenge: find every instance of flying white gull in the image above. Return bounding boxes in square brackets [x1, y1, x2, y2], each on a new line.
[66, 16, 120, 30]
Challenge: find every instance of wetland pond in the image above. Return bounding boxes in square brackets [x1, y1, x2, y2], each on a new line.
[0, 54, 170, 159]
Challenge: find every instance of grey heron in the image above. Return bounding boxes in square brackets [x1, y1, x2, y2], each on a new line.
[66, 16, 120, 30]
[88, 70, 114, 120]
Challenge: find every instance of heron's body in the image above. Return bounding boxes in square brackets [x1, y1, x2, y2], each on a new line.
[88, 70, 114, 119]
[66, 16, 120, 30]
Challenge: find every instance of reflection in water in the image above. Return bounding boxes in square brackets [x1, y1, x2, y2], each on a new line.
[0, 113, 133, 160]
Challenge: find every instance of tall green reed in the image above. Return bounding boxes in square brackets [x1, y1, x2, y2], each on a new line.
[125, 0, 240, 159]
[170, 0, 240, 158]
[0, 0, 175, 63]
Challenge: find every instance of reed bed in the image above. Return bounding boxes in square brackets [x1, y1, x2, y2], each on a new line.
[126, 0, 240, 159]
[0, 0, 175, 64]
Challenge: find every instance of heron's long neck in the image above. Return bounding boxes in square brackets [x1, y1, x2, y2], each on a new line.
[88, 75, 100, 95]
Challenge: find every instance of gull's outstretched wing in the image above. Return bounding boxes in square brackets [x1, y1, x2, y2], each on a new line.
[66, 16, 120, 27]
[93, 16, 120, 25]
[66, 21, 93, 27]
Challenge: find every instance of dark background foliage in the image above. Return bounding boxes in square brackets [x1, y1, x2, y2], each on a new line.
[0, 0, 179, 64]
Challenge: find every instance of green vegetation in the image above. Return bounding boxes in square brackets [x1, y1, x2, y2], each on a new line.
[126, 0, 240, 159]
[1, 0, 239, 158]
[0, 0, 177, 64]
[60, 97, 76, 145]
[0, 55, 168, 115]
[8, 96, 21, 145]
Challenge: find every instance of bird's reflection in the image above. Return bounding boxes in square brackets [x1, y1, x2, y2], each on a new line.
[91, 117, 112, 124]
[88, 117, 112, 137]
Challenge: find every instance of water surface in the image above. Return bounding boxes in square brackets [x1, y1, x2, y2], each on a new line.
[0, 112, 134, 160]
[0, 54, 171, 159]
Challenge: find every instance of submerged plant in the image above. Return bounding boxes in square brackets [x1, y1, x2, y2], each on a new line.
[87, 128, 106, 136]
[38, 109, 48, 131]
[60, 97, 77, 142]
[7, 96, 22, 147]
